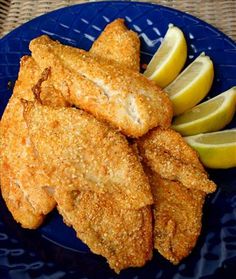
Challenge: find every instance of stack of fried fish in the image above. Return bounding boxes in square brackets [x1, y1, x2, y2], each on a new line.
[0, 19, 216, 273]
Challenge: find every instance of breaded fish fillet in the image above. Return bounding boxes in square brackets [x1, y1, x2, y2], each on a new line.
[136, 128, 216, 263]
[22, 100, 153, 210]
[144, 166, 205, 264]
[90, 18, 140, 71]
[0, 166, 44, 229]
[56, 188, 152, 273]
[0, 56, 58, 228]
[29, 35, 173, 137]
[22, 99, 153, 272]
[137, 128, 216, 193]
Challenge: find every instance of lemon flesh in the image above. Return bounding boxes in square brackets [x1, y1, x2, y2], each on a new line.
[165, 53, 214, 115]
[185, 130, 236, 169]
[144, 25, 187, 88]
[172, 87, 236, 136]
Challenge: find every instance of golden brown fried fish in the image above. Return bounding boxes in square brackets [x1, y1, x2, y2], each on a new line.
[22, 100, 153, 272]
[0, 56, 57, 229]
[136, 128, 216, 264]
[90, 18, 140, 71]
[144, 166, 205, 264]
[23, 100, 153, 210]
[56, 189, 153, 273]
[29, 35, 173, 137]
[137, 128, 216, 193]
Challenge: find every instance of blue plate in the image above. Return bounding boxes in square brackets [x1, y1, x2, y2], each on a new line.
[0, 1, 236, 278]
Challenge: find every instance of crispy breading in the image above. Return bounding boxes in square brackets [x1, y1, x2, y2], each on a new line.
[22, 100, 153, 272]
[0, 56, 57, 228]
[90, 18, 140, 71]
[0, 167, 44, 228]
[33, 67, 70, 108]
[136, 128, 216, 263]
[22, 100, 153, 210]
[137, 128, 216, 193]
[144, 166, 205, 264]
[56, 189, 153, 273]
[29, 35, 173, 137]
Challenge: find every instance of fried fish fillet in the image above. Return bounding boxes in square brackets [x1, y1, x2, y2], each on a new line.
[22, 100, 153, 210]
[56, 188, 152, 273]
[137, 128, 216, 193]
[29, 35, 173, 137]
[0, 56, 58, 228]
[90, 18, 140, 71]
[144, 166, 205, 264]
[136, 128, 216, 263]
[22, 100, 153, 271]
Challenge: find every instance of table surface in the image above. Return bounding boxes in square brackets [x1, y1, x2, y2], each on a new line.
[0, 0, 236, 41]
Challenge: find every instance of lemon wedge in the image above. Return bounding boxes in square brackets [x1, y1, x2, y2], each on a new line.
[165, 53, 214, 115]
[144, 24, 187, 88]
[184, 130, 236, 169]
[172, 87, 236, 136]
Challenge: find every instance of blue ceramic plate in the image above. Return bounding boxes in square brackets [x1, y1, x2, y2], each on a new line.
[0, 1, 235, 279]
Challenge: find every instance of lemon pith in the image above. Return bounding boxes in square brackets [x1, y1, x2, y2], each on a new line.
[144, 25, 187, 88]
